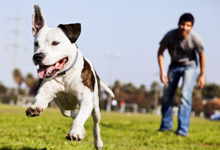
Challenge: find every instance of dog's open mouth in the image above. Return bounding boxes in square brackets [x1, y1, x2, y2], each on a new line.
[37, 58, 68, 79]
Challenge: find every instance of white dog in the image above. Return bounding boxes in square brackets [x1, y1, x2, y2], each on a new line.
[26, 5, 114, 150]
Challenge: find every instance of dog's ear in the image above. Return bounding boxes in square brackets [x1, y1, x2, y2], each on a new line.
[32, 5, 47, 37]
[58, 23, 81, 43]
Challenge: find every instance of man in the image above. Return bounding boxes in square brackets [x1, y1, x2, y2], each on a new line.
[157, 13, 205, 137]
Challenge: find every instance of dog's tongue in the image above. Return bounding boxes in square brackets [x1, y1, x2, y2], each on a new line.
[37, 66, 53, 79]
[37, 58, 67, 79]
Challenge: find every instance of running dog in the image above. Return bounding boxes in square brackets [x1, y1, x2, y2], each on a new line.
[25, 5, 114, 150]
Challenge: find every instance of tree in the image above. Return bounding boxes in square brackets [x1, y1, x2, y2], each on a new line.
[122, 82, 136, 94]
[149, 81, 161, 110]
[25, 73, 36, 95]
[13, 68, 23, 95]
[114, 80, 121, 87]
[139, 84, 146, 91]
[202, 83, 220, 99]
[0, 82, 6, 93]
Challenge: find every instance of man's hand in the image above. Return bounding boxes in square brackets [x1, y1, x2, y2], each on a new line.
[157, 46, 168, 85]
[197, 75, 205, 89]
[160, 71, 169, 86]
[198, 52, 205, 89]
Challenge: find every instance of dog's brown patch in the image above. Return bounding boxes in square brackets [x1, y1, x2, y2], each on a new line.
[81, 58, 95, 92]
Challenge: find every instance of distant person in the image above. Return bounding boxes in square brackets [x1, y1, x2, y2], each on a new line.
[157, 13, 205, 137]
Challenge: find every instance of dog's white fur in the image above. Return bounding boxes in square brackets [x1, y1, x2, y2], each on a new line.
[26, 5, 114, 150]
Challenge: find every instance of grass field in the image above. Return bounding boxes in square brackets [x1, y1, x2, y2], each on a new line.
[0, 104, 220, 150]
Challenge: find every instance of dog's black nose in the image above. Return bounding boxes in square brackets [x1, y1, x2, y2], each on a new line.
[33, 52, 46, 65]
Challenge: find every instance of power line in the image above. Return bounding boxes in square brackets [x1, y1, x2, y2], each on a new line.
[5, 11, 27, 69]
[4, 11, 28, 89]
[106, 51, 120, 86]
[13, 11, 20, 68]
[106, 51, 120, 112]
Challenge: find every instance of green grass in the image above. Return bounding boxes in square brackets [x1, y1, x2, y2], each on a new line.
[0, 104, 220, 150]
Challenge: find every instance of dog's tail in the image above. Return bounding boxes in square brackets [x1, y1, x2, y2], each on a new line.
[100, 81, 115, 98]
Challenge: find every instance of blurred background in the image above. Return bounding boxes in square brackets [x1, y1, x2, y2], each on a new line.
[0, 0, 220, 117]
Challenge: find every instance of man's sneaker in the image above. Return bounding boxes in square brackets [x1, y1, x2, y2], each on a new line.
[158, 129, 173, 132]
[176, 132, 187, 137]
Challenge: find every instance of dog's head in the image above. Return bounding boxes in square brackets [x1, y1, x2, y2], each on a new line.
[32, 5, 81, 79]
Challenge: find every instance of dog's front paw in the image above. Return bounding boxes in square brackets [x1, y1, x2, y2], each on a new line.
[26, 105, 43, 117]
[66, 126, 86, 141]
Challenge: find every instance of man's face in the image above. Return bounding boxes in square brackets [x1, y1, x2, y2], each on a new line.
[178, 21, 193, 38]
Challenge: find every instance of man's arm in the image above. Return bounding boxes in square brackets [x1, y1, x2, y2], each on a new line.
[197, 52, 205, 89]
[157, 45, 168, 85]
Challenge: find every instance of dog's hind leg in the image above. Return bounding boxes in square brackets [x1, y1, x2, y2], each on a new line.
[53, 99, 78, 119]
[60, 109, 78, 119]
[92, 96, 103, 150]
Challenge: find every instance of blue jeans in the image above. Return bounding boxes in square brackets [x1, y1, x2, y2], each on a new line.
[159, 63, 197, 136]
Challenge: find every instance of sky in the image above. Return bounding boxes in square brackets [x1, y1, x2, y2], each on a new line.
[0, 0, 219, 90]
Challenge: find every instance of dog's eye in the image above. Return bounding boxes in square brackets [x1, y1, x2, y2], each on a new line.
[52, 41, 60, 46]
[34, 42, 39, 47]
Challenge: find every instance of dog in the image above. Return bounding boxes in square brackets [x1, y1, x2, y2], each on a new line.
[25, 5, 114, 150]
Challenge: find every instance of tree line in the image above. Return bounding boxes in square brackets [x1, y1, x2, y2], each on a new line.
[0, 68, 220, 113]
[0, 68, 39, 96]
[108, 80, 220, 113]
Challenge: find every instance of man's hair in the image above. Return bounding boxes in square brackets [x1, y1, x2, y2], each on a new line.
[178, 13, 194, 25]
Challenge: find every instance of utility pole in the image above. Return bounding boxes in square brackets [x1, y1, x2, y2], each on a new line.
[106, 51, 120, 86]
[154, 84, 158, 110]
[5, 11, 27, 92]
[5, 11, 26, 69]
[13, 11, 20, 68]
[106, 51, 120, 112]
[153, 71, 160, 113]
